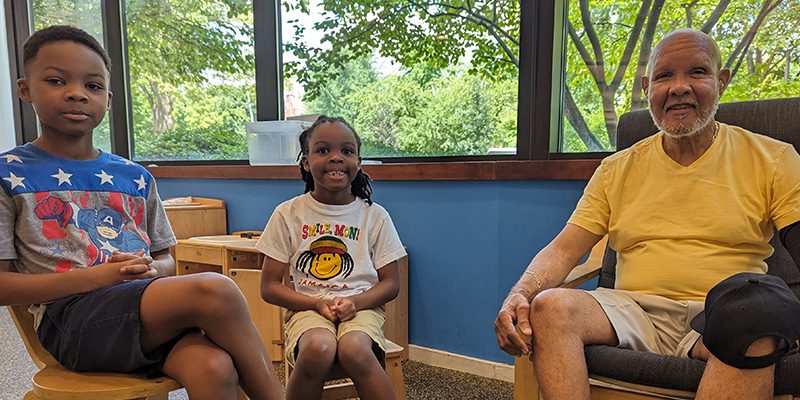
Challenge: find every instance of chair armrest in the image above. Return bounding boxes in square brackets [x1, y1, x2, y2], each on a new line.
[560, 235, 607, 289]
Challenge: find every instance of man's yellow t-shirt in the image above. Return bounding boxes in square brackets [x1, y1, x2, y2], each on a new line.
[569, 123, 800, 301]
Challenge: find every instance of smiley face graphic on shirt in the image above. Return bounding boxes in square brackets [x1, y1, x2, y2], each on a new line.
[296, 236, 354, 280]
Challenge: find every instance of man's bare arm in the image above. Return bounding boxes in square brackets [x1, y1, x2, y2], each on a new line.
[495, 224, 603, 356]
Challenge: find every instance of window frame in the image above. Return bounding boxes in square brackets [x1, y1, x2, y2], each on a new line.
[6, 0, 607, 179]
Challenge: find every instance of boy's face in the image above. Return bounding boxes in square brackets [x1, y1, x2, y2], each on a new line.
[17, 41, 112, 138]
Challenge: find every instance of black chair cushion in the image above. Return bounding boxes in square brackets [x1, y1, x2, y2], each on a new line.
[585, 346, 800, 394]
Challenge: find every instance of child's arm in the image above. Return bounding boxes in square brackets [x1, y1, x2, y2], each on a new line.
[0, 255, 156, 306]
[332, 261, 400, 322]
[260, 256, 338, 321]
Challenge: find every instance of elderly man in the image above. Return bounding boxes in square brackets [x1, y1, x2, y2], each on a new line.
[495, 28, 800, 400]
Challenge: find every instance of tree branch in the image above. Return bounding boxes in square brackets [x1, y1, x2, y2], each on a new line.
[610, 0, 651, 91]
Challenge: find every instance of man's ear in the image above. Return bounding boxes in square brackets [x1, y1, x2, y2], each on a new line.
[641, 75, 650, 97]
[107, 91, 113, 111]
[17, 78, 31, 103]
[718, 68, 731, 94]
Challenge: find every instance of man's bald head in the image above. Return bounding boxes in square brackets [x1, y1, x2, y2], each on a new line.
[647, 28, 722, 78]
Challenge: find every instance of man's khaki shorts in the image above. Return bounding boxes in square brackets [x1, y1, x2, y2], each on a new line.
[284, 307, 386, 366]
[587, 287, 704, 358]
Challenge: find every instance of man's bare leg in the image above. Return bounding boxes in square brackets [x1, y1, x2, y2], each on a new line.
[530, 288, 618, 400]
[695, 337, 778, 400]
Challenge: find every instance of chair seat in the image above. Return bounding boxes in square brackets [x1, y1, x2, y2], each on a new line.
[585, 345, 800, 396]
[32, 364, 182, 400]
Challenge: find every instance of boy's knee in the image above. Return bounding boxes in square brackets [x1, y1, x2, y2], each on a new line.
[184, 350, 238, 389]
[189, 273, 245, 313]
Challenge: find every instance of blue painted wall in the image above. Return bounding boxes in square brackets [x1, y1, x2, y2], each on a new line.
[156, 178, 595, 364]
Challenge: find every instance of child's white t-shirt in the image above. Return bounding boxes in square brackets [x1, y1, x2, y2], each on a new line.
[256, 193, 406, 299]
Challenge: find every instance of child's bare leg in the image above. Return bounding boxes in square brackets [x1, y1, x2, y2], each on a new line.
[337, 331, 397, 400]
[161, 331, 238, 400]
[287, 328, 337, 400]
[138, 273, 283, 400]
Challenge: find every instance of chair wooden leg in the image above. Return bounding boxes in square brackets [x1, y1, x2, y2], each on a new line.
[23, 391, 40, 400]
[514, 355, 541, 400]
[386, 356, 406, 400]
[144, 394, 168, 400]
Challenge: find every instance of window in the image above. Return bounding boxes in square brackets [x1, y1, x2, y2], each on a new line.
[30, 0, 111, 152]
[558, 0, 800, 153]
[125, 0, 256, 161]
[281, 0, 520, 158]
[8, 1, 799, 165]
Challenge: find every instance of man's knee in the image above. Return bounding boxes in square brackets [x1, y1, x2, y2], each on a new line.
[530, 289, 584, 328]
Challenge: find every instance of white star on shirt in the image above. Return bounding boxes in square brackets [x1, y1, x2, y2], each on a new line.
[3, 172, 25, 189]
[133, 175, 147, 191]
[98, 240, 119, 253]
[95, 170, 114, 185]
[2, 154, 21, 164]
[123, 159, 136, 166]
[51, 169, 73, 186]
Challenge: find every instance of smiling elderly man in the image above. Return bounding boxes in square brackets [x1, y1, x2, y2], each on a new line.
[494, 28, 800, 400]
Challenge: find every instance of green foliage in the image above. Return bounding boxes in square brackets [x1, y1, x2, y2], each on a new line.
[306, 58, 517, 156]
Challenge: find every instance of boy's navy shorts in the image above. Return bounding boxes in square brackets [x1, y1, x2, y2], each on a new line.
[37, 277, 179, 373]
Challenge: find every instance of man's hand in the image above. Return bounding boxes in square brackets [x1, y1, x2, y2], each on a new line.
[494, 292, 533, 356]
[330, 297, 357, 322]
[315, 299, 339, 322]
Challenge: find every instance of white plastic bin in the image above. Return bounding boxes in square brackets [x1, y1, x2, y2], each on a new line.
[246, 120, 310, 165]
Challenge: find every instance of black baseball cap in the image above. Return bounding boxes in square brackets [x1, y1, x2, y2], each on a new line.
[691, 272, 800, 369]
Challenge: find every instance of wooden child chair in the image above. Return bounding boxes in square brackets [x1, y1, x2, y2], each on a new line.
[7, 305, 182, 400]
[229, 254, 408, 400]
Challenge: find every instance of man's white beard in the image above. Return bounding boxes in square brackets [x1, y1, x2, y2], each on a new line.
[650, 93, 719, 139]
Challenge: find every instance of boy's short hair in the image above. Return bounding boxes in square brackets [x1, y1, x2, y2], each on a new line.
[23, 25, 111, 75]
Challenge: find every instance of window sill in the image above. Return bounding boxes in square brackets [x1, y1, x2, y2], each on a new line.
[146, 159, 601, 181]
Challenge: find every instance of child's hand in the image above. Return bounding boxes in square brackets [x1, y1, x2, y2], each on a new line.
[330, 297, 357, 322]
[110, 250, 155, 275]
[92, 252, 156, 287]
[315, 299, 339, 322]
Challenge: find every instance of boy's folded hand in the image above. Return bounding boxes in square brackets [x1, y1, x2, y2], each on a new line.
[331, 297, 357, 322]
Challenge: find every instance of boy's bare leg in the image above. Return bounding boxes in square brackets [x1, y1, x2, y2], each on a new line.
[529, 288, 618, 400]
[287, 328, 337, 400]
[337, 331, 396, 400]
[162, 331, 238, 400]
[138, 273, 283, 400]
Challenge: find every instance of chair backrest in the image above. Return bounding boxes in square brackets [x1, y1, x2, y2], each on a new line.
[6, 305, 58, 369]
[600, 97, 800, 296]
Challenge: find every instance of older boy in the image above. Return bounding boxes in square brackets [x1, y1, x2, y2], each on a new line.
[0, 25, 283, 400]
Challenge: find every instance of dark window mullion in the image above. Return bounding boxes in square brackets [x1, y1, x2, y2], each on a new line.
[254, 0, 282, 121]
[9, 0, 36, 144]
[103, 0, 133, 159]
[529, 0, 557, 160]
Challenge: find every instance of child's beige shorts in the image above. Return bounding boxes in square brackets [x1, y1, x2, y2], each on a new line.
[587, 287, 704, 358]
[284, 306, 386, 366]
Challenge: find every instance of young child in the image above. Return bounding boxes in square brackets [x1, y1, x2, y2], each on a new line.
[0, 25, 283, 400]
[257, 116, 406, 400]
